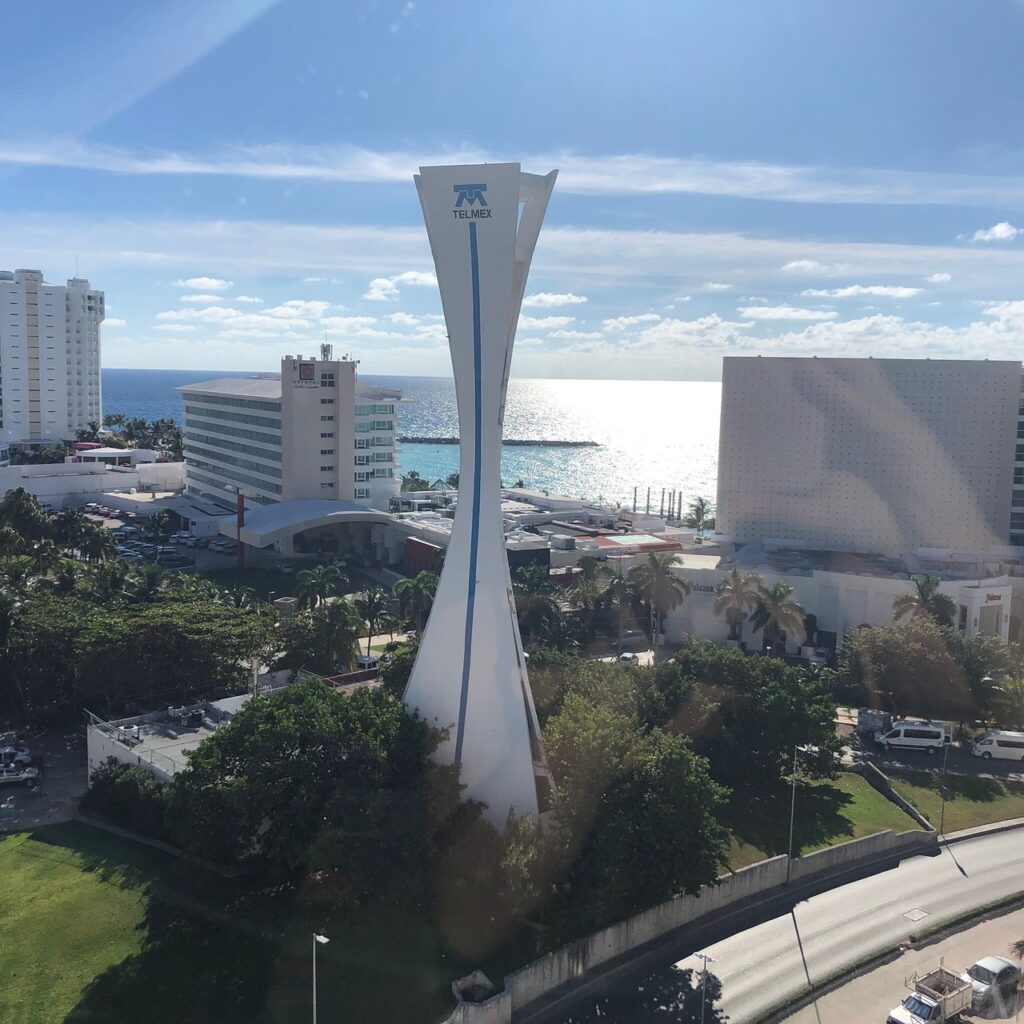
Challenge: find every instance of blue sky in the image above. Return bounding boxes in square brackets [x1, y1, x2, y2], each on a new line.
[2, 0, 1024, 378]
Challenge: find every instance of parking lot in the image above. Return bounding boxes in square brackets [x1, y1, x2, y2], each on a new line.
[0, 732, 87, 833]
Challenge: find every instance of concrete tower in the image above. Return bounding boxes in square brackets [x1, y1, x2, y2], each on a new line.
[403, 163, 557, 826]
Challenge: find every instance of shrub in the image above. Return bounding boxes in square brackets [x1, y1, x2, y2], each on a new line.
[80, 757, 169, 840]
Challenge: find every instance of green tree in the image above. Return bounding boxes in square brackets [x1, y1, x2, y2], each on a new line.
[295, 563, 345, 610]
[566, 574, 603, 643]
[713, 569, 760, 643]
[29, 539, 61, 576]
[53, 509, 87, 548]
[445, 471, 460, 488]
[311, 599, 364, 672]
[166, 682, 442, 882]
[0, 525, 24, 558]
[380, 635, 420, 697]
[684, 496, 714, 533]
[78, 524, 117, 564]
[393, 570, 438, 630]
[355, 585, 390, 657]
[836, 617, 973, 721]
[127, 563, 168, 603]
[628, 552, 692, 641]
[144, 508, 176, 543]
[750, 579, 806, 653]
[0, 488, 48, 541]
[400, 469, 430, 492]
[893, 574, 957, 628]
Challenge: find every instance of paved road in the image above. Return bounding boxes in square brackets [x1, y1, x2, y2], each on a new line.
[845, 733, 1024, 784]
[783, 904, 1024, 1023]
[554, 829, 1024, 1023]
[673, 829, 1024, 1024]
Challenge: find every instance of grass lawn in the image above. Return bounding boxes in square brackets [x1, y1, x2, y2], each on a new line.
[0, 822, 463, 1024]
[887, 770, 1024, 833]
[723, 772, 920, 871]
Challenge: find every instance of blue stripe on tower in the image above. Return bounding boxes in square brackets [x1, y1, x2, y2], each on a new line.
[453, 220, 483, 766]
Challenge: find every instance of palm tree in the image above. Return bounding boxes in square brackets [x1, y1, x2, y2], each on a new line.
[29, 539, 61, 576]
[295, 564, 346, 610]
[221, 586, 258, 611]
[0, 487, 47, 540]
[515, 590, 566, 648]
[685, 496, 714, 534]
[750, 580, 806, 655]
[53, 509, 87, 549]
[312, 599, 364, 672]
[393, 570, 438, 631]
[0, 525, 24, 559]
[600, 565, 635, 651]
[89, 561, 131, 603]
[79, 524, 117, 564]
[355, 585, 390, 657]
[0, 557, 36, 596]
[48, 560, 82, 596]
[127, 563, 167, 603]
[713, 569, 761, 644]
[628, 552, 693, 642]
[144, 509, 176, 543]
[892, 574, 957, 628]
[512, 564, 553, 595]
[567, 574, 603, 643]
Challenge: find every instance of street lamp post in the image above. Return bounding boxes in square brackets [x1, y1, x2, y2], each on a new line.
[938, 739, 950, 835]
[312, 933, 329, 1024]
[696, 952, 717, 1024]
[786, 745, 799, 883]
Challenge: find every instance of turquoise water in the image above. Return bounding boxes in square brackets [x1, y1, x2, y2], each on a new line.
[102, 370, 721, 508]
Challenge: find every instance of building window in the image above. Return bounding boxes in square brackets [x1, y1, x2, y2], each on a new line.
[321, 415, 335, 422]
[320, 432, 334, 439]
[321, 465, 333, 472]
[321, 482, 335, 490]
[320, 398, 335, 405]
[354, 487, 370, 499]
[355, 471, 368, 482]
[320, 448, 334, 455]
[320, 373, 335, 388]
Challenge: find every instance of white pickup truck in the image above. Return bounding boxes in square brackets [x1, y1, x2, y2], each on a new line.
[887, 966, 973, 1024]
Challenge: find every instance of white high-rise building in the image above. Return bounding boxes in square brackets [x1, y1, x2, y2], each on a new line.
[178, 348, 399, 510]
[0, 269, 104, 446]
[716, 356, 1021, 554]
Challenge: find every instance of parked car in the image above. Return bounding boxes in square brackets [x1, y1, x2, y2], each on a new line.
[970, 730, 1024, 762]
[618, 652, 640, 664]
[0, 744, 32, 766]
[875, 721, 952, 755]
[888, 965, 972, 1024]
[961, 957, 1021, 1013]
[0, 764, 39, 786]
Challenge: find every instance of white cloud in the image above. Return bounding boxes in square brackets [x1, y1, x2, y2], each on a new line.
[173, 276, 232, 290]
[363, 269, 437, 301]
[522, 292, 589, 308]
[674, 295, 692, 302]
[13, 138, 1024, 208]
[264, 299, 332, 318]
[801, 284, 923, 298]
[781, 259, 826, 273]
[739, 305, 838, 321]
[321, 315, 379, 330]
[103, 318, 126, 327]
[548, 329, 603, 340]
[304, 276, 327, 282]
[519, 315, 575, 329]
[602, 313, 662, 332]
[153, 324, 199, 333]
[180, 293, 225, 303]
[970, 222, 1020, 242]
[701, 281, 732, 291]
[926, 273, 952, 283]
[234, 294, 263, 303]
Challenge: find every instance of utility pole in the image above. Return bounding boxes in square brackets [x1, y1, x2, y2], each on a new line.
[646, 487, 651, 514]
[938, 740, 950, 835]
[633, 486, 637, 513]
[697, 952, 717, 1024]
[786, 745, 799, 883]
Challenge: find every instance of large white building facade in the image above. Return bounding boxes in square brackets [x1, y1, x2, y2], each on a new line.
[0, 269, 104, 446]
[717, 356, 1021, 554]
[178, 348, 398, 511]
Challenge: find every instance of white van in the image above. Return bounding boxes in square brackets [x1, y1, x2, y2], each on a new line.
[874, 720, 951, 755]
[971, 730, 1024, 762]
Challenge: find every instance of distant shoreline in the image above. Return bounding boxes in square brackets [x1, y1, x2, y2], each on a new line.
[398, 436, 599, 448]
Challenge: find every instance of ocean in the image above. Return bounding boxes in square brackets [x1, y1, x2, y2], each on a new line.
[102, 369, 721, 508]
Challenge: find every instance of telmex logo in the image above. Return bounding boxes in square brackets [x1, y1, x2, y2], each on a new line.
[452, 182, 493, 220]
[453, 183, 488, 207]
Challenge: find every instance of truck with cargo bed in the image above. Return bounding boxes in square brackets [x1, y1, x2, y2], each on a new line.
[887, 965, 972, 1024]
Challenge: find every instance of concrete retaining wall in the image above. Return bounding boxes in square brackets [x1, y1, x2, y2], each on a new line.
[441, 827, 936, 1024]
[851, 761, 934, 830]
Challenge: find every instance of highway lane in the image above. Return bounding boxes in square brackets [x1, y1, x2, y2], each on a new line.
[675, 830, 1024, 1023]
[553, 829, 1024, 1023]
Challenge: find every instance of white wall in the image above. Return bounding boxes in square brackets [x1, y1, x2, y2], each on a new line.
[717, 357, 1021, 553]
